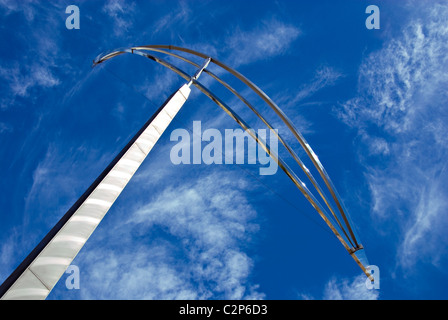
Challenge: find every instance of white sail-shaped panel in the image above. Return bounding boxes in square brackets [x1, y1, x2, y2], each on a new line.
[1, 84, 191, 300]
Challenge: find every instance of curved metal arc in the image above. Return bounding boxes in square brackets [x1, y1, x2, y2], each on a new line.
[95, 49, 350, 247]
[127, 47, 355, 247]
[94, 50, 127, 64]
[127, 45, 361, 248]
[192, 79, 372, 280]
[192, 80, 344, 239]
[94, 47, 355, 247]
[93, 47, 372, 280]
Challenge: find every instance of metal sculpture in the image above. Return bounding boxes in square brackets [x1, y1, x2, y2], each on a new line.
[0, 45, 372, 300]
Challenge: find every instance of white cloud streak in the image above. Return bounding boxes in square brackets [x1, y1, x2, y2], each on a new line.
[293, 66, 343, 103]
[0, 122, 13, 134]
[275, 66, 344, 110]
[0, 64, 60, 99]
[73, 170, 264, 300]
[0, 2, 66, 109]
[102, 0, 136, 36]
[298, 273, 379, 300]
[152, 0, 191, 36]
[0, 0, 37, 21]
[336, 3, 448, 269]
[224, 20, 301, 67]
[323, 274, 379, 300]
[0, 231, 20, 282]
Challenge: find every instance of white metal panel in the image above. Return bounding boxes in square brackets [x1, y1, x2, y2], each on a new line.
[1, 84, 191, 300]
[0, 270, 49, 300]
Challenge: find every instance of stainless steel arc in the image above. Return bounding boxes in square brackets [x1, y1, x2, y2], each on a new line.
[138, 45, 362, 249]
[93, 46, 372, 280]
[119, 47, 357, 248]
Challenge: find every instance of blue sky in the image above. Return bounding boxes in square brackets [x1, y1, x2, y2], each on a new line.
[1, 0, 447, 300]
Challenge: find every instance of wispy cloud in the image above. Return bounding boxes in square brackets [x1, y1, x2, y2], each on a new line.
[0, 2, 66, 109]
[298, 273, 379, 300]
[77, 243, 202, 299]
[23, 143, 113, 230]
[275, 65, 344, 109]
[0, 63, 60, 99]
[0, 0, 37, 21]
[399, 175, 448, 267]
[102, 0, 136, 36]
[0, 122, 13, 134]
[293, 66, 343, 103]
[335, 3, 448, 270]
[70, 169, 264, 299]
[0, 231, 20, 282]
[224, 19, 301, 67]
[323, 274, 379, 300]
[152, 0, 191, 36]
[128, 171, 263, 299]
[137, 66, 181, 102]
[149, 5, 300, 67]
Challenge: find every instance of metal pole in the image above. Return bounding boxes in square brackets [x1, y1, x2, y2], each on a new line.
[0, 84, 192, 300]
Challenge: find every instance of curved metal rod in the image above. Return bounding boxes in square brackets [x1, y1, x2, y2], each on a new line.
[95, 45, 360, 248]
[128, 47, 355, 247]
[194, 80, 351, 246]
[93, 48, 372, 280]
[132, 45, 361, 248]
[94, 48, 355, 248]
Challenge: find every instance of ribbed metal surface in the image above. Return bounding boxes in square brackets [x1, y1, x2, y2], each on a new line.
[1, 84, 191, 300]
